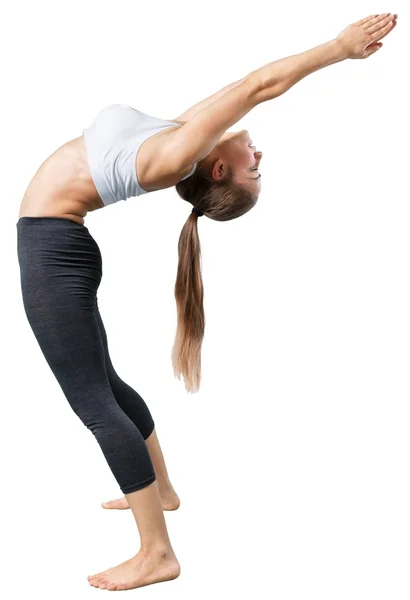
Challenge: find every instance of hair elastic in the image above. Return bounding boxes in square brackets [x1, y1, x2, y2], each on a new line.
[192, 207, 204, 217]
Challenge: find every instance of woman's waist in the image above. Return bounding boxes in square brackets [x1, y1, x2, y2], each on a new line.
[19, 135, 104, 222]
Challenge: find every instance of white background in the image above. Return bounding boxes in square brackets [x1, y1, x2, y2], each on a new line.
[2, 1, 409, 598]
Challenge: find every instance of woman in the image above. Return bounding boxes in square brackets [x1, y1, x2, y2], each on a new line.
[16, 13, 397, 592]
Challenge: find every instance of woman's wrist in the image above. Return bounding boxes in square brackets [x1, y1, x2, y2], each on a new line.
[328, 37, 350, 62]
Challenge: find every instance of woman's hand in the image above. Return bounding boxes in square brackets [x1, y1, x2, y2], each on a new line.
[336, 13, 398, 59]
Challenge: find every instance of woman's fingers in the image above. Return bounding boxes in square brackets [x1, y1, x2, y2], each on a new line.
[362, 13, 390, 28]
[372, 17, 397, 42]
[355, 14, 379, 26]
[369, 19, 395, 42]
[365, 13, 394, 34]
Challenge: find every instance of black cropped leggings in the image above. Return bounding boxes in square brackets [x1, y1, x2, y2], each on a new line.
[16, 216, 157, 495]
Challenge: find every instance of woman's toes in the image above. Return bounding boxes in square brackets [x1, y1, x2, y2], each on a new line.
[98, 576, 114, 589]
[106, 582, 117, 591]
[88, 573, 106, 586]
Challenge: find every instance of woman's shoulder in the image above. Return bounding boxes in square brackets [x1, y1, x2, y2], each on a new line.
[138, 123, 196, 192]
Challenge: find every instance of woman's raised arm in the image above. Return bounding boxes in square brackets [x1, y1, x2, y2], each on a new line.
[160, 13, 397, 173]
[252, 13, 397, 103]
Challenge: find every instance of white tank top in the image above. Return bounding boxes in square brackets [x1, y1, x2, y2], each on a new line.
[82, 104, 197, 206]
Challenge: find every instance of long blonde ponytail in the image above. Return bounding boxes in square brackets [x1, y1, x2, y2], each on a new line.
[171, 211, 205, 393]
[172, 161, 258, 392]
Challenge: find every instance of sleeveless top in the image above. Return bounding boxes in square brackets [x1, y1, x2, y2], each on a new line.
[82, 104, 198, 206]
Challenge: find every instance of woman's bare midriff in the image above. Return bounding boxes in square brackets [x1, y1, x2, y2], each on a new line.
[18, 121, 188, 226]
[18, 136, 105, 226]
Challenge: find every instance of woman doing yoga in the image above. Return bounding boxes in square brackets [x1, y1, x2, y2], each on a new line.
[16, 13, 397, 592]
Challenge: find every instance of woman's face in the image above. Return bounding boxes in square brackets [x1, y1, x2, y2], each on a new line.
[207, 129, 263, 194]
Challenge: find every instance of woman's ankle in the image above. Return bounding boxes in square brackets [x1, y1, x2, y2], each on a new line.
[139, 543, 174, 558]
[157, 480, 174, 495]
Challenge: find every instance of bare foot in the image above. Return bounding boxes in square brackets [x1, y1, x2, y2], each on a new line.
[87, 548, 180, 591]
[102, 489, 180, 512]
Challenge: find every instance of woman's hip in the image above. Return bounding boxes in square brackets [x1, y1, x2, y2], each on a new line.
[16, 216, 103, 313]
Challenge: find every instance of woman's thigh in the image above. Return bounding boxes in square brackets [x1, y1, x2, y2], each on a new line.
[16, 216, 108, 417]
